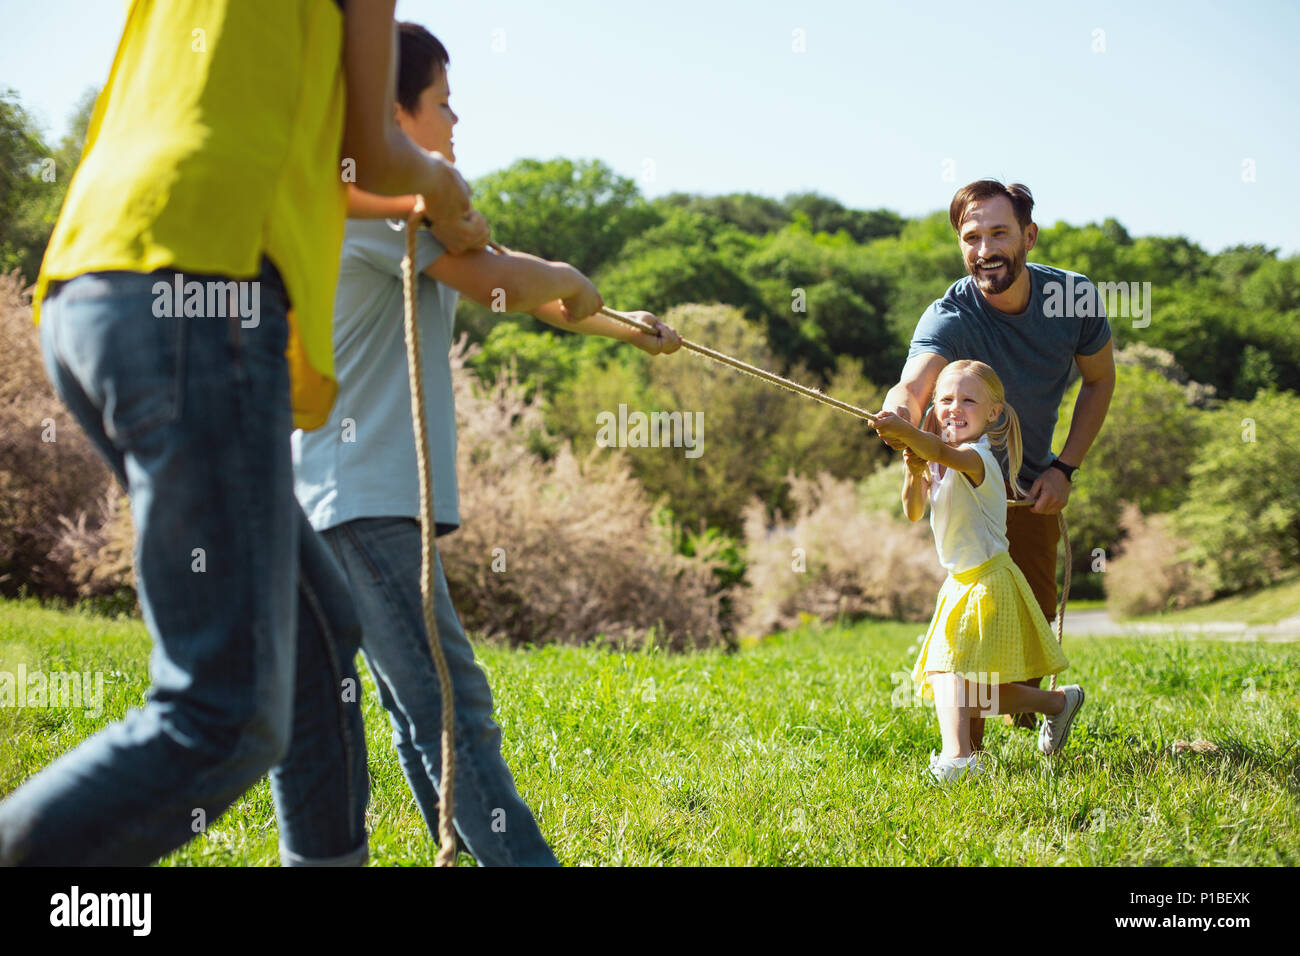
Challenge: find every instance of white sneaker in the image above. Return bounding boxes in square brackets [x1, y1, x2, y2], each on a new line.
[928, 750, 986, 783]
[1039, 685, 1085, 755]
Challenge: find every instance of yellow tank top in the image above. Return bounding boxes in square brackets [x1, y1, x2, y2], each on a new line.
[34, 0, 347, 429]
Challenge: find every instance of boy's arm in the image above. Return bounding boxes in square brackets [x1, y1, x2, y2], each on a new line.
[425, 247, 595, 317]
[426, 247, 681, 352]
[529, 302, 679, 354]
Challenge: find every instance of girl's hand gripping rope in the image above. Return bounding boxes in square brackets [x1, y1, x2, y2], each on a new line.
[868, 409, 918, 447]
[902, 446, 930, 477]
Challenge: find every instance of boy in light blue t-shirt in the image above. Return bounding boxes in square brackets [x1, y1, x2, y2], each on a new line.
[293, 22, 681, 865]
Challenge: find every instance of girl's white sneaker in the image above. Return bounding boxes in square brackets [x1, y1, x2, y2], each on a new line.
[928, 750, 986, 783]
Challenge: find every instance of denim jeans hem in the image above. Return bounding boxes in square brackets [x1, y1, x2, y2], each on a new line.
[280, 838, 369, 867]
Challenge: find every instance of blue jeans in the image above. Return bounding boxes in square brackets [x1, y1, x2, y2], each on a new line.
[325, 518, 558, 866]
[0, 260, 368, 866]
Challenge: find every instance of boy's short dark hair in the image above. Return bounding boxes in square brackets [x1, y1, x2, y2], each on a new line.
[396, 22, 450, 113]
[948, 180, 1034, 233]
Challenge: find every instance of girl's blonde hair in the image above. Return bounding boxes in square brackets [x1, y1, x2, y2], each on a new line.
[921, 360, 1030, 499]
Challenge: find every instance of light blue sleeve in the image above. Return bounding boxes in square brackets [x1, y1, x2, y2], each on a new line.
[343, 220, 446, 278]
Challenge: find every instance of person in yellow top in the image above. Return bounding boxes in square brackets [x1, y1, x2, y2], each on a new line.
[0, 0, 488, 867]
[869, 361, 1086, 783]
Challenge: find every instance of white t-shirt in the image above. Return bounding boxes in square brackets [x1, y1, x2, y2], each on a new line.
[927, 433, 1009, 574]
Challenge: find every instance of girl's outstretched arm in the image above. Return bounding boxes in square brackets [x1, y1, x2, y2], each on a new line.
[870, 410, 986, 488]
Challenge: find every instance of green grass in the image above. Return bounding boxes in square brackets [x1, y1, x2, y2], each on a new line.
[1124, 572, 1300, 627]
[2, 598, 1298, 866]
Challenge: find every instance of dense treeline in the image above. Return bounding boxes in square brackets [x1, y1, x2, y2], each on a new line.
[463, 158, 1300, 610]
[3, 91, 1297, 628]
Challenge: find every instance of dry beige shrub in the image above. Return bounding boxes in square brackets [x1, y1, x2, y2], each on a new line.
[47, 486, 136, 598]
[0, 270, 116, 597]
[738, 469, 946, 635]
[1104, 503, 1214, 617]
[440, 337, 726, 650]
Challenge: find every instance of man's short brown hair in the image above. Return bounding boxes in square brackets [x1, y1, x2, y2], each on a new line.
[949, 180, 1034, 232]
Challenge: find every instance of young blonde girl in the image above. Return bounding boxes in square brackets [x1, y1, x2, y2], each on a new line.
[870, 360, 1084, 781]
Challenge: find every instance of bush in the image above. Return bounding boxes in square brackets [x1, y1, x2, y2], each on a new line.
[471, 158, 660, 277]
[1172, 388, 1300, 594]
[1104, 504, 1214, 616]
[440, 338, 727, 650]
[1052, 358, 1205, 594]
[46, 487, 135, 600]
[546, 303, 889, 537]
[737, 470, 945, 636]
[0, 270, 117, 598]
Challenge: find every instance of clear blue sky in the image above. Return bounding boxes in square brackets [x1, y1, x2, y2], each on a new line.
[3, 0, 1297, 254]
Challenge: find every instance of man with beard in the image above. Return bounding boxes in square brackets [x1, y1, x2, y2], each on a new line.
[878, 180, 1115, 745]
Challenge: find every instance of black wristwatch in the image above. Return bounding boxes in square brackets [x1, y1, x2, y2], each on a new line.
[1048, 458, 1078, 482]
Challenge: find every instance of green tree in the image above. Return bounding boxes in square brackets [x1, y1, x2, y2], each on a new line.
[471, 158, 659, 276]
[1173, 389, 1300, 593]
[861, 211, 966, 350]
[742, 223, 898, 382]
[594, 207, 765, 317]
[1031, 221, 1122, 280]
[1211, 243, 1277, 291]
[655, 192, 790, 235]
[1053, 361, 1204, 594]
[0, 87, 96, 283]
[782, 192, 904, 243]
[469, 319, 620, 401]
[1, 92, 55, 281]
[1134, 287, 1298, 399]
[1240, 256, 1300, 314]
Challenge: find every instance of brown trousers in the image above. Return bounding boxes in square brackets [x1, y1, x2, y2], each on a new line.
[1004, 481, 1061, 624]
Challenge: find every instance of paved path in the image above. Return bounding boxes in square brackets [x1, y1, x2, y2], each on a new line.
[1064, 608, 1300, 642]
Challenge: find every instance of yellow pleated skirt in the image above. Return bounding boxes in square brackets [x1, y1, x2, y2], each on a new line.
[911, 550, 1068, 701]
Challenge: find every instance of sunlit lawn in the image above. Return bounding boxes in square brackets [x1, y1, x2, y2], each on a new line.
[2, 598, 1297, 866]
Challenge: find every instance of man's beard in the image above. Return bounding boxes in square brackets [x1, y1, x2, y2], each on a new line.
[969, 245, 1027, 295]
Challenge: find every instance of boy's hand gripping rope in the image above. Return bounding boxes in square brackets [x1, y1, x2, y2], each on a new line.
[403, 199, 458, 866]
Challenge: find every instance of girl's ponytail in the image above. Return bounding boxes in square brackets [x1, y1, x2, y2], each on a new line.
[987, 401, 1029, 499]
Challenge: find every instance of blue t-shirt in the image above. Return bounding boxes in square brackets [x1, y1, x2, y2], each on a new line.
[907, 262, 1111, 487]
[292, 219, 461, 535]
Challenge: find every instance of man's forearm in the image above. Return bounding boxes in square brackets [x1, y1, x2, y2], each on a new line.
[1058, 377, 1115, 467]
[884, 383, 923, 424]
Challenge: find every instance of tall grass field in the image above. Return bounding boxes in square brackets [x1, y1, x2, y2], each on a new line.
[1, 598, 1296, 866]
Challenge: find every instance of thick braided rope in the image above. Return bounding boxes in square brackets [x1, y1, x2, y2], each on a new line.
[593, 304, 881, 423]
[402, 199, 458, 866]
[1052, 511, 1071, 691]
